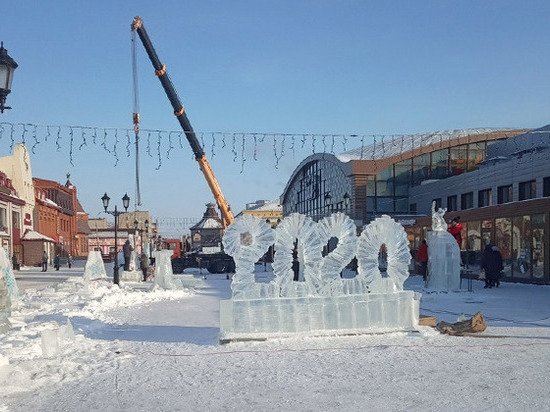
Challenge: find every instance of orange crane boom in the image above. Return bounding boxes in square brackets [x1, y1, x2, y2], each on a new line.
[131, 16, 234, 227]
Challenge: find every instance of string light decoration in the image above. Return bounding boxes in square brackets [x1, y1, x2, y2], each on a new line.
[0, 122, 535, 173]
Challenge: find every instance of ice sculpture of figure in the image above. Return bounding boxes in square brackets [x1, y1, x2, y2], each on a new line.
[83, 251, 108, 282]
[219, 213, 420, 342]
[431, 201, 448, 232]
[0, 247, 14, 332]
[426, 202, 461, 292]
[153, 250, 183, 290]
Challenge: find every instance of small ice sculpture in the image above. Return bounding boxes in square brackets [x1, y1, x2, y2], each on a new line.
[220, 213, 420, 342]
[0, 246, 19, 301]
[154, 250, 183, 290]
[0, 270, 11, 333]
[83, 251, 107, 282]
[426, 201, 461, 291]
[431, 201, 448, 232]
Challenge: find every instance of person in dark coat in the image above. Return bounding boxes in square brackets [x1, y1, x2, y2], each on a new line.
[54, 255, 61, 271]
[481, 244, 503, 288]
[123, 240, 133, 271]
[140, 252, 149, 281]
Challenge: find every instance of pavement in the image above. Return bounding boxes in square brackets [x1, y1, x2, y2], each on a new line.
[14, 260, 87, 291]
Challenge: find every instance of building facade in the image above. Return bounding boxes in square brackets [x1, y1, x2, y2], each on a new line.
[407, 127, 550, 284]
[238, 200, 283, 226]
[282, 128, 526, 224]
[0, 171, 25, 260]
[0, 144, 36, 235]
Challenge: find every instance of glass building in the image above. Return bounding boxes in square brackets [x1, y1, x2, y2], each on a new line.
[281, 128, 525, 224]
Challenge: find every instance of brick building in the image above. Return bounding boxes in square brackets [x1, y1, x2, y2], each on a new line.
[33, 175, 90, 258]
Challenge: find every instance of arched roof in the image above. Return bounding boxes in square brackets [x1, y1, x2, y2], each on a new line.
[337, 128, 524, 162]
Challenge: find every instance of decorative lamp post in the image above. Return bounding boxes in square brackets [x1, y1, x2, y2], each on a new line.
[133, 218, 140, 254]
[343, 192, 350, 213]
[0, 42, 18, 113]
[101, 192, 130, 285]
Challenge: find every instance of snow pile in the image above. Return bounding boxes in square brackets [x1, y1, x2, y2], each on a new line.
[0, 276, 193, 402]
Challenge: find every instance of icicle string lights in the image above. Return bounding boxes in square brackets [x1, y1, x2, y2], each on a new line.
[0, 122, 533, 172]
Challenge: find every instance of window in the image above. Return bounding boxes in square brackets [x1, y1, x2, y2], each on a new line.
[409, 203, 417, 213]
[497, 185, 513, 204]
[447, 195, 457, 212]
[544, 177, 550, 197]
[461, 192, 473, 210]
[12, 211, 20, 229]
[478, 189, 492, 207]
[519, 180, 536, 201]
[433, 198, 442, 210]
[0, 208, 6, 231]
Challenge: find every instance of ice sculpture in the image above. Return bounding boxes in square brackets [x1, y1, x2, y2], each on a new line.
[220, 213, 420, 341]
[153, 250, 183, 290]
[426, 201, 461, 292]
[120, 250, 142, 282]
[0, 246, 19, 301]
[83, 251, 107, 282]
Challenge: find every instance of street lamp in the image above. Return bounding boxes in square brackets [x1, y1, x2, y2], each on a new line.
[0, 42, 18, 113]
[101, 192, 130, 285]
[343, 192, 350, 212]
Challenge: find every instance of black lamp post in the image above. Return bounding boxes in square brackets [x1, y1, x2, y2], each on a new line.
[343, 192, 350, 212]
[102, 192, 130, 285]
[0, 42, 18, 113]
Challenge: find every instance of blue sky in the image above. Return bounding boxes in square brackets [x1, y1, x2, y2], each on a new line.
[2, 1, 550, 228]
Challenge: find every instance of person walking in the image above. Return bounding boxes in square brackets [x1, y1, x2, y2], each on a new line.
[481, 244, 503, 288]
[54, 254, 60, 271]
[42, 251, 48, 272]
[416, 240, 429, 284]
[67, 254, 72, 269]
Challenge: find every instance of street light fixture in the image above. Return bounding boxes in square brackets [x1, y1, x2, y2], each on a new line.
[101, 192, 130, 285]
[343, 192, 350, 211]
[0, 42, 18, 113]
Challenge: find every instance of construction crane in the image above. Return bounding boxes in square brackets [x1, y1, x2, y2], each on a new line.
[131, 16, 234, 228]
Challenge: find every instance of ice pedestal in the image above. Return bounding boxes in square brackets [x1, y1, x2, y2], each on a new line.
[41, 319, 75, 358]
[220, 291, 419, 340]
[220, 213, 420, 341]
[154, 250, 183, 290]
[83, 251, 107, 282]
[426, 231, 461, 292]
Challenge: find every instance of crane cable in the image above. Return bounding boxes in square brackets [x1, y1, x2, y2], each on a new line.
[131, 29, 142, 207]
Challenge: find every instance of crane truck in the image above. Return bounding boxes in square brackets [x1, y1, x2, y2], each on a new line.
[131, 16, 235, 274]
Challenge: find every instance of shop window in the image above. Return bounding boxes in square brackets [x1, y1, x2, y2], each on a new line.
[461, 192, 473, 210]
[519, 180, 536, 201]
[512, 216, 531, 279]
[544, 177, 550, 197]
[495, 218, 512, 278]
[497, 185, 513, 204]
[12, 211, 20, 229]
[432, 198, 442, 210]
[478, 189, 492, 207]
[531, 214, 545, 280]
[447, 195, 457, 212]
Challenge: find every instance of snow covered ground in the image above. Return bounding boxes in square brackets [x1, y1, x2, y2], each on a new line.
[1, 266, 550, 411]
